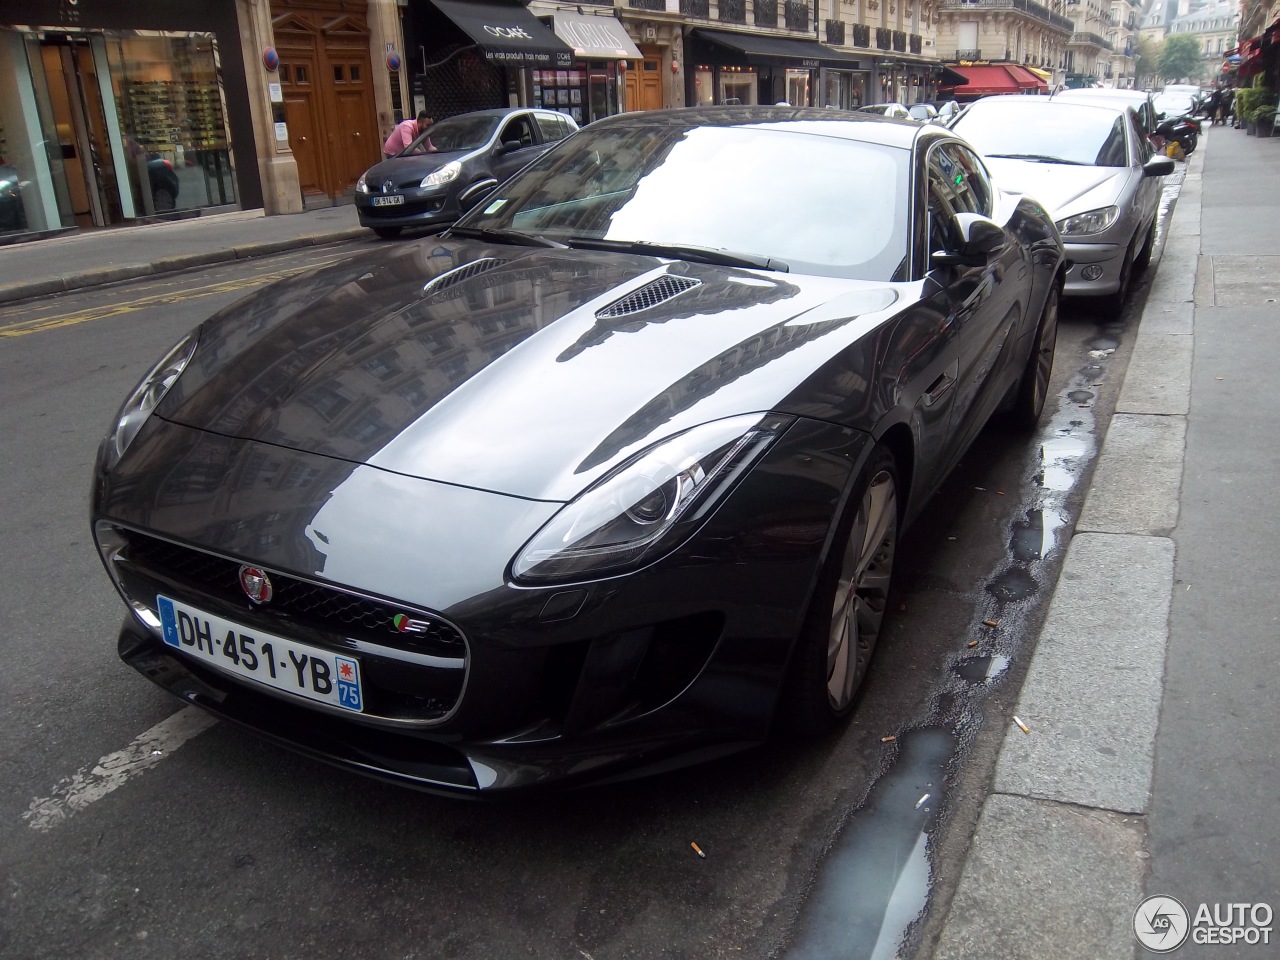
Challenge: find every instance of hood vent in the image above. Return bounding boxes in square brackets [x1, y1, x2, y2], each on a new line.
[422, 258, 505, 299]
[595, 274, 702, 320]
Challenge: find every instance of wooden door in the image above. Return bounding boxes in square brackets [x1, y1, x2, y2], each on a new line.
[625, 46, 664, 112]
[279, 57, 327, 197]
[329, 57, 379, 191]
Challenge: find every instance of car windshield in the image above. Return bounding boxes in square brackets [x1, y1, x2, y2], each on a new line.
[457, 120, 911, 281]
[954, 101, 1129, 167]
[404, 115, 501, 154]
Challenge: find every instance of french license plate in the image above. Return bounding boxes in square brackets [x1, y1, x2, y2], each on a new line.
[370, 195, 404, 207]
[156, 595, 363, 712]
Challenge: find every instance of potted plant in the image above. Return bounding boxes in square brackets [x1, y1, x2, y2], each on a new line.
[1257, 105, 1279, 137]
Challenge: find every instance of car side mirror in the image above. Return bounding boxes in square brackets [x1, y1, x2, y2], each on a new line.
[931, 212, 1006, 268]
[1144, 155, 1176, 177]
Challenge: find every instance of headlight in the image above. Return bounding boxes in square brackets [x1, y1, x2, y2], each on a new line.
[1055, 206, 1119, 238]
[421, 161, 461, 188]
[511, 414, 792, 584]
[104, 332, 198, 470]
[356, 172, 369, 194]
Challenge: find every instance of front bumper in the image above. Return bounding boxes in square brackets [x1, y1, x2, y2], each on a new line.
[93, 417, 868, 794]
[1061, 240, 1125, 297]
[355, 186, 458, 230]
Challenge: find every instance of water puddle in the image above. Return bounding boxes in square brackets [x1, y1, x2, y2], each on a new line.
[782, 728, 954, 960]
[953, 654, 1012, 685]
[1010, 507, 1070, 562]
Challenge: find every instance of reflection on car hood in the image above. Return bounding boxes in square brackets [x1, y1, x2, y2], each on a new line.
[159, 240, 902, 501]
[983, 158, 1129, 221]
[364, 149, 473, 180]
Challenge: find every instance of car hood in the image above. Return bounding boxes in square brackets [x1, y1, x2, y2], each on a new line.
[363, 149, 476, 182]
[982, 159, 1129, 221]
[158, 240, 903, 501]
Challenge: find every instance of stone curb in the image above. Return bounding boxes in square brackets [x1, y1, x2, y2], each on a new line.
[928, 131, 1207, 959]
[0, 227, 368, 306]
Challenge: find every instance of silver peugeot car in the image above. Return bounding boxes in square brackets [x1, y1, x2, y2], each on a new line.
[952, 96, 1174, 317]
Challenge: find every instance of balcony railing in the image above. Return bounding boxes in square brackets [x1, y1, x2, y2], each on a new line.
[909, 33, 923, 53]
[826, 19, 847, 44]
[755, 0, 779, 27]
[1069, 31, 1114, 50]
[627, 0, 667, 10]
[784, 0, 810, 31]
[719, 0, 746, 22]
[955, 47, 982, 59]
[876, 26, 893, 49]
[893, 29, 907, 50]
[852, 23, 872, 46]
[680, 0, 710, 16]
[939, 0, 1074, 34]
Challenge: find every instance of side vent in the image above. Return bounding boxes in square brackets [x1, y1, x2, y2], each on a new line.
[595, 275, 702, 319]
[422, 258, 504, 298]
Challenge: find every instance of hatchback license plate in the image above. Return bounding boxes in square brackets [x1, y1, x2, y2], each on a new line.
[370, 195, 404, 207]
[156, 595, 363, 712]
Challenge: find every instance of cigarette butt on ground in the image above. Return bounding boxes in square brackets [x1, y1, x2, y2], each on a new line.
[967, 640, 979, 648]
[1014, 716, 1031, 735]
[690, 841, 706, 859]
[915, 793, 931, 810]
[881, 735, 897, 743]
[982, 619, 1000, 628]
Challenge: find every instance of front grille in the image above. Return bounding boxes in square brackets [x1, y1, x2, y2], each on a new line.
[595, 275, 702, 319]
[121, 531, 465, 659]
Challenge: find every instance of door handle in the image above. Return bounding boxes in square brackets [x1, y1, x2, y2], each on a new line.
[924, 360, 958, 407]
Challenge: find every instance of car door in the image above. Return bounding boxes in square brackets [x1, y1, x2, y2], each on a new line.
[1127, 109, 1161, 239]
[926, 142, 1026, 454]
[492, 113, 545, 183]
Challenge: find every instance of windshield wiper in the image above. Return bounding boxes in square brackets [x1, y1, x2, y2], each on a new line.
[984, 153, 1087, 165]
[564, 237, 789, 272]
[446, 226, 566, 248]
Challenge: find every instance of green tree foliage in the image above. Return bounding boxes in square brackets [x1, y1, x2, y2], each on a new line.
[1160, 33, 1204, 82]
[1136, 36, 1164, 85]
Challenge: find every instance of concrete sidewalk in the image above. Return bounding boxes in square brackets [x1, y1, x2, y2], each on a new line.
[0, 204, 372, 306]
[929, 125, 1280, 959]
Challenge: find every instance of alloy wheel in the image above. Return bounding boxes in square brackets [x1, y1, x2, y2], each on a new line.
[826, 468, 898, 711]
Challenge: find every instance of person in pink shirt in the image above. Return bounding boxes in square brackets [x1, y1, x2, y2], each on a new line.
[383, 110, 435, 159]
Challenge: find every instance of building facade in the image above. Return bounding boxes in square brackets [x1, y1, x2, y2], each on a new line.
[1, 0, 950, 245]
[934, 0, 1072, 92]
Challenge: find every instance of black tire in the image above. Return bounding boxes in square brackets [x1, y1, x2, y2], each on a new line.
[152, 187, 176, 212]
[1134, 218, 1156, 274]
[372, 226, 402, 239]
[777, 445, 899, 736]
[1008, 284, 1059, 430]
[1100, 237, 1136, 320]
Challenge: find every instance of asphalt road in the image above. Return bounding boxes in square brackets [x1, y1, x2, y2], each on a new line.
[0, 218, 1172, 960]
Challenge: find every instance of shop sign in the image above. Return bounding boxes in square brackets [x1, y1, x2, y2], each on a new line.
[801, 59, 820, 69]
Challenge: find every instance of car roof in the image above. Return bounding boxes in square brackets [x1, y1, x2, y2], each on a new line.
[1054, 88, 1151, 104]
[588, 105, 927, 149]
[966, 94, 1135, 115]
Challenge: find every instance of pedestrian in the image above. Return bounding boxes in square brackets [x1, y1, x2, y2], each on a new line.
[1222, 87, 1235, 127]
[383, 110, 434, 159]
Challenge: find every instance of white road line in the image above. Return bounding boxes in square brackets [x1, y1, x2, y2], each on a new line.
[23, 707, 218, 833]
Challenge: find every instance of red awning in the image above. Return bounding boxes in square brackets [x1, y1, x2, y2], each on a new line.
[1005, 64, 1049, 91]
[944, 64, 1046, 97]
